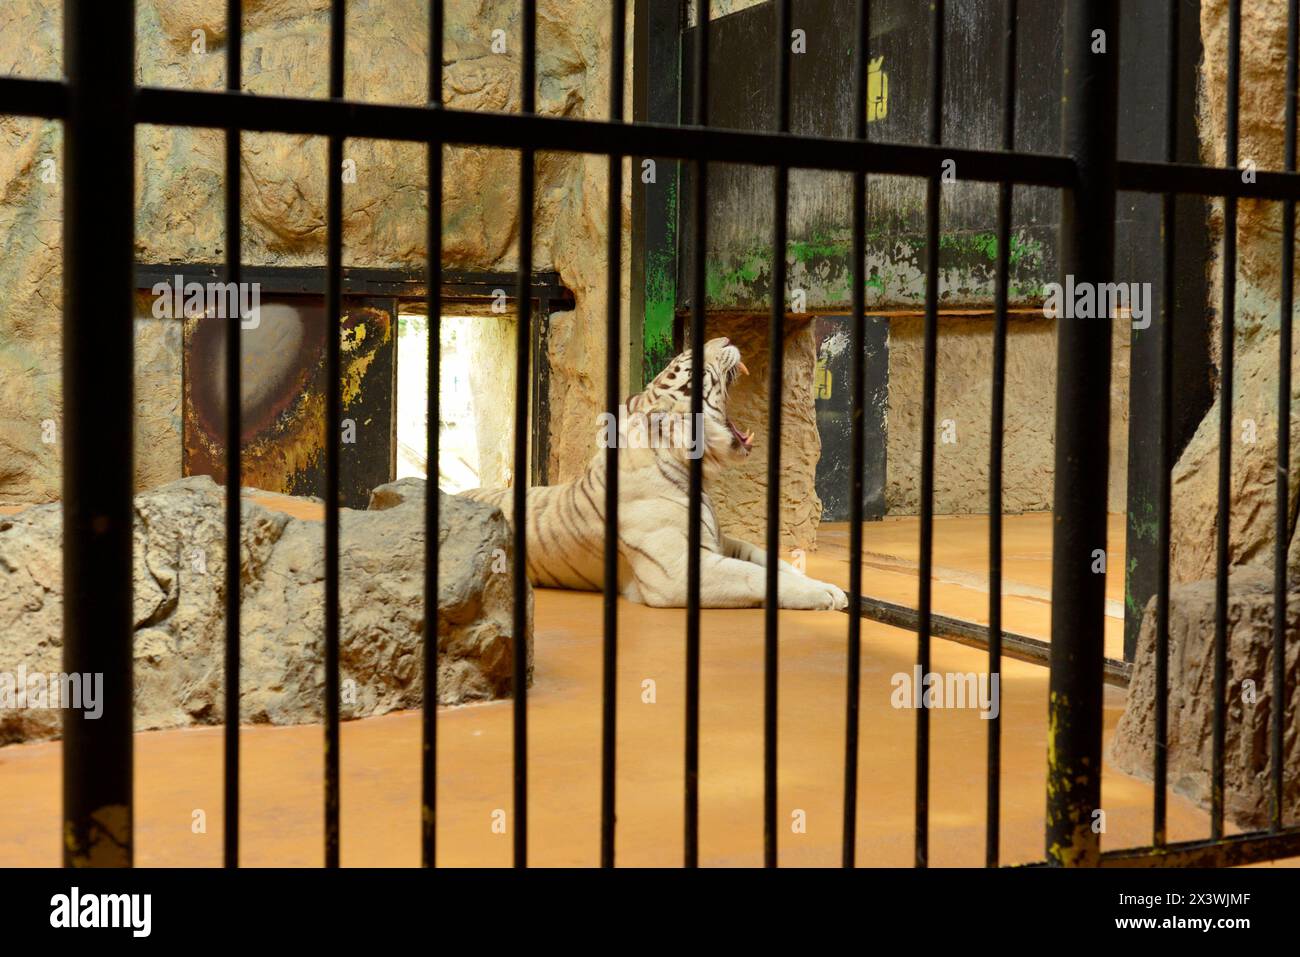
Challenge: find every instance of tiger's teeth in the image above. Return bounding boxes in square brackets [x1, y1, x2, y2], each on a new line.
[737, 361, 750, 376]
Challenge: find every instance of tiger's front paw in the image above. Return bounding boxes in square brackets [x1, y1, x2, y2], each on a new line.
[813, 579, 849, 611]
[777, 575, 849, 610]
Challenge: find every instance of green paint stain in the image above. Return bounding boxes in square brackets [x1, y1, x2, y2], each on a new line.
[643, 179, 678, 382]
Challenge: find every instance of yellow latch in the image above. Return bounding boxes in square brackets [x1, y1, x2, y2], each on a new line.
[868, 56, 888, 123]
[815, 358, 833, 400]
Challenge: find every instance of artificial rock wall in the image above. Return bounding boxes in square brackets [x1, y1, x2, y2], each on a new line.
[886, 316, 1131, 515]
[1113, 0, 1300, 830]
[1167, 0, 1300, 585]
[0, 0, 631, 505]
[707, 315, 822, 551]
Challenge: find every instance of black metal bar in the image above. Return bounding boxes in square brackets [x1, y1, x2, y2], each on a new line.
[841, 0, 869, 871]
[223, 0, 243, 870]
[915, 0, 945, 870]
[0, 68, 1295, 200]
[986, 0, 1018, 870]
[323, 0, 345, 869]
[421, 0, 444, 871]
[854, 595, 1133, 688]
[127, 83, 1078, 185]
[684, 0, 708, 870]
[1117, 159, 1300, 202]
[12, 74, 1300, 198]
[1046, 0, 1119, 868]
[0, 75, 67, 117]
[513, 0, 537, 870]
[1099, 826, 1300, 868]
[1153, 0, 1179, 850]
[763, 0, 793, 871]
[132, 263, 569, 300]
[600, 0, 626, 870]
[1274, 0, 1298, 834]
[61, 0, 135, 869]
[1212, 0, 1242, 842]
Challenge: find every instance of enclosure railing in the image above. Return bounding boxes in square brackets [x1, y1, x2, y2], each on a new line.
[0, 0, 1295, 867]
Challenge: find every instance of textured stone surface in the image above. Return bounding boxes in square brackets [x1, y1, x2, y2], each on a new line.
[0, 0, 632, 502]
[705, 315, 822, 552]
[1111, 566, 1300, 829]
[0, 109, 61, 505]
[1110, 1, 1300, 825]
[885, 315, 1131, 515]
[1167, 0, 1300, 585]
[0, 475, 532, 746]
[133, 316, 185, 493]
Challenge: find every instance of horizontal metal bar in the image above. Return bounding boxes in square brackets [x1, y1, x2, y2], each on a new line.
[14, 78, 1300, 201]
[1099, 827, 1300, 868]
[0, 75, 66, 117]
[132, 263, 572, 302]
[853, 595, 1131, 688]
[1118, 158, 1300, 202]
[127, 84, 1075, 185]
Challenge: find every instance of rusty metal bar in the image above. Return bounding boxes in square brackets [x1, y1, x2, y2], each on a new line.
[1046, 0, 1119, 868]
[61, 0, 136, 869]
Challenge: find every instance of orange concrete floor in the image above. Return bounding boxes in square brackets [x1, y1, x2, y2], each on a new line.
[812, 513, 1128, 659]
[0, 510, 1290, 867]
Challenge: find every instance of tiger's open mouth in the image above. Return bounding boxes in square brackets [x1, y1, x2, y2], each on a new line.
[725, 359, 752, 450]
[728, 419, 754, 449]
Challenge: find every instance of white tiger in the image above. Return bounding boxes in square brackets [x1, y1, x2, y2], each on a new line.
[461, 337, 849, 610]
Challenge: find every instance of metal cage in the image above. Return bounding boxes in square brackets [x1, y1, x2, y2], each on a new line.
[0, 0, 1296, 868]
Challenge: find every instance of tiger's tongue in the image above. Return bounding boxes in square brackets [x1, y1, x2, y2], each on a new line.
[729, 419, 753, 448]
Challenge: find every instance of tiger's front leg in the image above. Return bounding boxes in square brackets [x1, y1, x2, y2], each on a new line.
[722, 534, 849, 610]
[621, 527, 847, 610]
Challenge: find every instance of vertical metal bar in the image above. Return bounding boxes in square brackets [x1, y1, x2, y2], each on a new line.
[1273, 0, 1298, 834]
[1212, 0, 1242, 841]
[684, 0, 708, 870]
[601, 0, 626, 869]
[61, 0, 135, 869]
[223, 0, 243, 870]
[764, 0, 793, 870]
[986, 0, 1017, 870]
[842, 0, 870, 870]
[324, 0, 345, 869]
[513, 0, 537, 870]
[421, 0, 444, 870]
[915, 0, 944, 869]
[1153, 0, 1180, 849]
[1046, 0, 1119, 868]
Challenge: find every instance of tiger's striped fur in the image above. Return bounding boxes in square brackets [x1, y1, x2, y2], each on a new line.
[461, 337, 848, 610]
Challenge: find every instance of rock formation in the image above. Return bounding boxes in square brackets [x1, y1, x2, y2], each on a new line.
[0, 475, 532, 746]
[1110, 0, 1300, 833]
[1112, 569, 1300, 829]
